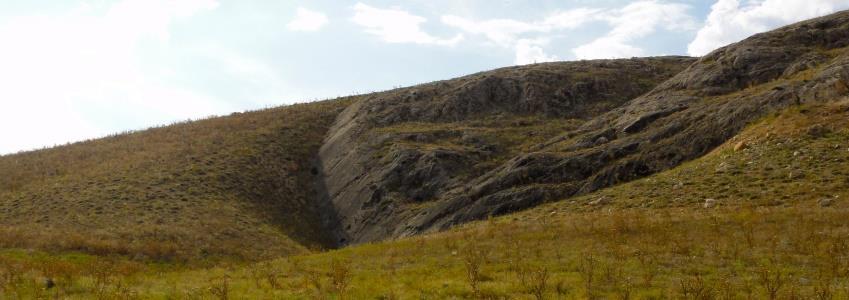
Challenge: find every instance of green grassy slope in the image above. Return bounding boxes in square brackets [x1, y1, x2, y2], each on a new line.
[0, 99, 351, 261]
[1, 100, 845, 299]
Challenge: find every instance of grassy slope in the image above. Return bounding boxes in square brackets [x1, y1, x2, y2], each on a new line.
[0, 99, 351, 261]
[2, 100, 846, 299]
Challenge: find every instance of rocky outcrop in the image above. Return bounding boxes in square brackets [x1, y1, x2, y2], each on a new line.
[318, 57, 696, 244]
[395, 10, 849, 236]
[320, 10, 849, 245]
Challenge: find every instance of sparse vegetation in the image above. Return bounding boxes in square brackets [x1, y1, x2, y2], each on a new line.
[0, 99, 353, 261]
[0, 8, 848, 297]
[0, 101, 843, 298]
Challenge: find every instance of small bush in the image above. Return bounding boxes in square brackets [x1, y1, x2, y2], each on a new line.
[208, 275, 231, 300]
[578, 252, 597, 299]
[460, 242, 486, 297]
[678, 274, 714, 299]
[329, 258, 353, 300]
[757, 264, 786, 300]
[526, 266, 548, 300]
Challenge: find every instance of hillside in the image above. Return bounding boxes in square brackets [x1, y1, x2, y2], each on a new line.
[182, 100, 846, 299]
[319, 57, 696, 243]
[0, 100, 351, 260]
[2, 98, 845, 299]
[0, 7, 848, 299]
[0, 58, 694, 257]
[320, 10, 849, 244]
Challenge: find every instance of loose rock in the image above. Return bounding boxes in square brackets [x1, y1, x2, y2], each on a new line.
[734, 141, 748, 151]
[589, 197, 610, 206]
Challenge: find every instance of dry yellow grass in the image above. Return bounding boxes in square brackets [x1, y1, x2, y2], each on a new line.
[0, 100, 847, 299]
[0, 98, 352, 261]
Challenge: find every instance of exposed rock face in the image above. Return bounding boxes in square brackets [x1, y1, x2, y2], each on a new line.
[320, 10, 849, 245]
[319, 58, 696, 244]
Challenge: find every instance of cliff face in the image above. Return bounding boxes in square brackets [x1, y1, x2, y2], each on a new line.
[320, 10, 849, 245]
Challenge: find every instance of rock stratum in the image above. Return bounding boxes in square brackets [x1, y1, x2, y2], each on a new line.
[319, 10, 849, 244]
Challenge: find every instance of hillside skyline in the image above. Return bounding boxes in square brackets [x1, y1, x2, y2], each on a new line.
[0, 7, 848, 298]
[2, 0, 848, 155]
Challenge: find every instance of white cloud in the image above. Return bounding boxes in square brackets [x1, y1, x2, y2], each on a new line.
[515, 39, 558, 65]
[442, 16, 548, 47]
[573, 0, 696, 59]
[442, 8, 602, 65]
[286, 7, 328, 32]
[573, 37, 645, 59]
[543, 8, 605, 30]
[0, 0, 224, 154]
[442, 1, 696, 63]
[688, 0, 849, 56]
[442, 8, 601, 47]
[351, 3, 463, 46]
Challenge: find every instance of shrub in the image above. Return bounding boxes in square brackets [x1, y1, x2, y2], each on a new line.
[554, 279, 571, 299]
[526, 266, 548, 300]
[678, 274, 714, 299]
[85, 258, 117, 297]
[208, 275, 230, 300]
[329, 258, 353, 300]
[578, 252, 597, 299]
[460, 242, 486, 297]
[757, 264, 786, 300]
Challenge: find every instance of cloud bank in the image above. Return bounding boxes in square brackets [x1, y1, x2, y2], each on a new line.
[688, 0, 849, 56]
[441, 0, 696, 63]
[351, 3, 463, 46]
[573, 1, 696, 59]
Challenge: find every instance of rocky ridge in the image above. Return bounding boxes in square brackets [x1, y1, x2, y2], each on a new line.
[318, 10, 849, 244]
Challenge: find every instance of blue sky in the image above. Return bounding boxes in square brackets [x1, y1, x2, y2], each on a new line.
[1, 0, 848, 154]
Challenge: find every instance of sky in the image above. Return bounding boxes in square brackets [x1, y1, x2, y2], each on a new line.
[1, 0, 848, 155]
